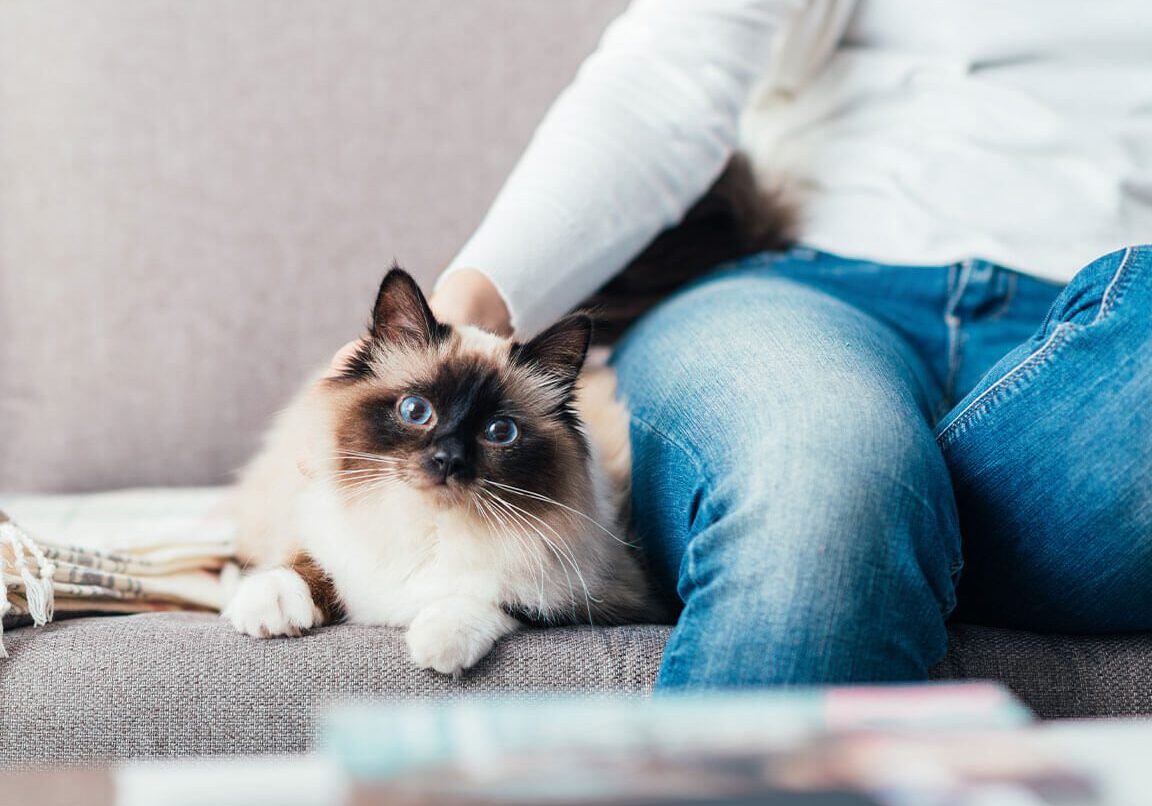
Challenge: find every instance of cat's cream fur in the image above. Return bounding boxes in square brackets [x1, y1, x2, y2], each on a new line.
[224, 270, 656, 675]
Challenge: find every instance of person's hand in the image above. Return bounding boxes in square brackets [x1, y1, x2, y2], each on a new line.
[324, 268, 512, 378]
[428, 268, 513, 336]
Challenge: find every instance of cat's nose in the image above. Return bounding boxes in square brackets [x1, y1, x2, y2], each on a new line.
[431, 447, 465, 482]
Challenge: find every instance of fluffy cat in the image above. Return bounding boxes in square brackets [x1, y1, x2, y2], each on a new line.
[223, 267, 661, 675]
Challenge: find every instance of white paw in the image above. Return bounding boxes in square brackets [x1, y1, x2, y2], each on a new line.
[223, 568, 320, 638]
[405, 602, 514, 676]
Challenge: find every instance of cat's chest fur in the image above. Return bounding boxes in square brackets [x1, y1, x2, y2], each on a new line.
[296, 481, 506, 626]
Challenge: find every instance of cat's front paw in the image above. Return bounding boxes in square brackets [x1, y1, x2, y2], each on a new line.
[405, 601, 516, 676]
[223, 568, 321, 638]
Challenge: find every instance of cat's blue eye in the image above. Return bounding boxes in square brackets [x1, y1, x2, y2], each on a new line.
[483, 417, 519, 445]
[398, 395, 434, 426]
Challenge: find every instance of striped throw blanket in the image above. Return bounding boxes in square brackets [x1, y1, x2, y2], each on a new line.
[0, 488, 237, 657]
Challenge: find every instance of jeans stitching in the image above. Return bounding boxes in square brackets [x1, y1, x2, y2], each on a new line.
[627, 412, 709, 481]
[935, 322, 1078, 447]
[1095, 247, 1135, 322]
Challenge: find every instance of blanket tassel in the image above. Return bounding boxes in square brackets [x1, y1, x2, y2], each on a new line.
[0, 511, 57, 656]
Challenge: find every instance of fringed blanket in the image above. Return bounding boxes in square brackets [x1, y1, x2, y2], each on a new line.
[0, 488, 237, 657]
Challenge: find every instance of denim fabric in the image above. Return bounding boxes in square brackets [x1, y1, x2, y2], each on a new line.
[611, 245, 1152, 689]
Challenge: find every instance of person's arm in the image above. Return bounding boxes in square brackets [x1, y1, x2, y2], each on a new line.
[433, 0, 798, 337]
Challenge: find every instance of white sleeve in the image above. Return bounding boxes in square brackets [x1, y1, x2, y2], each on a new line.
[439, 0, 800, 336]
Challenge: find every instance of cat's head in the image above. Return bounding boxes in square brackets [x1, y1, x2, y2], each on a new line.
[323, 267, 593, 512]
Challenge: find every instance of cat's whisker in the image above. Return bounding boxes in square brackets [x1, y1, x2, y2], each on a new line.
[326, 467, 401, 477]
[486, 515, 542, 609]
[328, 451, 403, 465]
[332, 468, 400, 483]
[338, 472, 402, 504]
[332, 455, 402, 464]
[522, 527, 576, 618]
[494, 491, 604, 612]
[493, 499, 548, 613]
[481, 487, 595, 625]
[471, 490, 501, 536]
[479, 479, 636, 549]
[318, 464, 405, 489]
[337, 481, 397, 505]
[331, 448, 399, 458]
[472, 493, 524, 595]
[354, 473, 401, 494]
[475, 491, 547, 611]
[476, 490, 543, 580]
[327, 452, 402, 465]
[480, 488, 576, 607]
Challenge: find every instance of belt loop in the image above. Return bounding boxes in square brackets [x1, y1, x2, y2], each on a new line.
[946, 259, 973, 318]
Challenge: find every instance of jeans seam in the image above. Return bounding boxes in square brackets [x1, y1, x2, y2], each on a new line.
[1095, 246, 1135, 322]
[935, 322, 1078, 447]
[628, 412, 709, 481]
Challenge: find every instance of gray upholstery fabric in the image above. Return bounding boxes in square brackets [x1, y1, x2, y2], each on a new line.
[0, 0, 627, 492]
[0, 614, 664, 769]
[3, 614, 1152, 769]
[930, 624, 1152, 720]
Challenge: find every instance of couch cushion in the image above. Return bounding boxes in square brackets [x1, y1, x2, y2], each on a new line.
[3, 614, 1152, 769]
[0, 614, 665, 769]
[931, 624, 1152, 721]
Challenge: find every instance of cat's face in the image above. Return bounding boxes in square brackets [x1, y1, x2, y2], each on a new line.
[324, 268, 592, 514]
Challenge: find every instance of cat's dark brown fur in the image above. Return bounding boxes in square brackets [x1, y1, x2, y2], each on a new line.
[583, 153, 794, 343]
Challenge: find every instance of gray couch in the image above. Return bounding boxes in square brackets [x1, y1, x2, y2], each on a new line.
[2, 1, 1150, 770]
[4, 616, 1152, 769]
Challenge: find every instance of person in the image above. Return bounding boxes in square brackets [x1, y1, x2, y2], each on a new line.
[389, 1, 1152, 688]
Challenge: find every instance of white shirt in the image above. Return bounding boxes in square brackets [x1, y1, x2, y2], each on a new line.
[441, 0, 1152, 336]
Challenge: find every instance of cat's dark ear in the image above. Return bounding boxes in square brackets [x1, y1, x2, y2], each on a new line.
[369, 266, 445, 346]
[512, 313, 592, 390]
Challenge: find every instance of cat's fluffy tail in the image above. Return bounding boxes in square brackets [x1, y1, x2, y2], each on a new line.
[581, 153, 795, 345]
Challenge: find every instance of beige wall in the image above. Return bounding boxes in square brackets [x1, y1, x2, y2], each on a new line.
[0, 0, 629, 492]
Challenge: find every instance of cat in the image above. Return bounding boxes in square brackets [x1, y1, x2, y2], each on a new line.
[223, 267, 662, 675]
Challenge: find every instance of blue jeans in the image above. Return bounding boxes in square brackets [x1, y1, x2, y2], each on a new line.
[611, 245, 1152, 689]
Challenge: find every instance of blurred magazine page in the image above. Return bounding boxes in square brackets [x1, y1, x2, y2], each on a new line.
[323, 684, 1053, 805]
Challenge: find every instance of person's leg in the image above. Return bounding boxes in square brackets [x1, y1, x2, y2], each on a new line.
[612, 269, 962, 688]
[937, 245, 1152, 632]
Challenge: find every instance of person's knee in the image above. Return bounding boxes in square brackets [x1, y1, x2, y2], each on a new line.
[676, 382, 961, 636]
[614, 273, 939, 463]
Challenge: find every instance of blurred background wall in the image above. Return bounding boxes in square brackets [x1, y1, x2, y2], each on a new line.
[0, 0, 628, 492]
